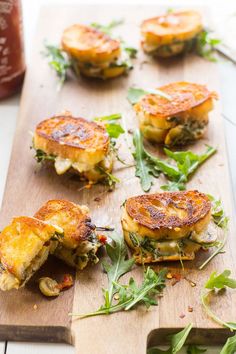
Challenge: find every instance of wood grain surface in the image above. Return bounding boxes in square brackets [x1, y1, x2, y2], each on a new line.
[0, 4, 236, 353]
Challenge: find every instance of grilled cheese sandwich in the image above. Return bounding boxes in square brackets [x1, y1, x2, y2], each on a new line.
[0, 217, 63, 290]
[141, 11, 203, 57]
[34, 199, 101, 270]
[33, 114, 114, 183]
[121, 190, 217, 264]
[62, 24, 132, 79]
[134, 81, 217, 146]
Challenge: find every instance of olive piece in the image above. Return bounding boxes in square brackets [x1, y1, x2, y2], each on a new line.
[39, 277, 60, 297]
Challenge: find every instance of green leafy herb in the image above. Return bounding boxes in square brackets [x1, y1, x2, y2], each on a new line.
[133, 130, 160, 192]
[102, 232, 135, 305]
[220, 333, 236, 354]
[94, 113, 125, 139]
[199, 196, 229, 270]
[90, 19, 124, 35]
[34, 149, 55, 163]
[123, 46, 137, 58]
[96, 166, 120, 189]
[207, 195, 229, 230]
[148, 323, 193, 354]
[196, 29, 221, 62]
[201, 270, 236, 331]
[132, 129, 216, 192]
[205, 270, 236, 290]
[43, 44, 71, 86]
[187, 345, 207, 354]
[127, 87, 171, 105]
[71, 266, 167, 318]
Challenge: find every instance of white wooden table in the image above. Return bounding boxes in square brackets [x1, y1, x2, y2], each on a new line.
[0, 0, 236, 352]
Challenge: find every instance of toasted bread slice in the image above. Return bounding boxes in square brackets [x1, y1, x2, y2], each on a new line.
[122, 190, 214, 264]
[33, 115, 113, 181]
[62, 24, 121, 64]
[35, 200, 101, 270]
[135, 82, 217, 145]
[141, 11, 203, 57]
[0, 217, 63, 290]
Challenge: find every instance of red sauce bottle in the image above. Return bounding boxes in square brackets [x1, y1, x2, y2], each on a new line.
[0, 0, 25, 99]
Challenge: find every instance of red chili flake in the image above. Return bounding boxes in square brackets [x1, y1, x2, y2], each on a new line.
[94, 197, 101, 202]
[179, 313, 186, 319]
[57, 274, 73, 291]
[171, 273, 182, 286]
[188, 306, 193, 312]
[98, 234, 107, 244]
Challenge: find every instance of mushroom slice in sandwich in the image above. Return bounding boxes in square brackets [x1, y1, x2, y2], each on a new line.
[34, 199, 101, 270]
[0, 217, 63, 291]
[121, 190, 217, 264]
[134, 81, 217, 146]
[141, 10, 203, 57]
[61, 24, 133, 79]
[33, 114, 114, 183]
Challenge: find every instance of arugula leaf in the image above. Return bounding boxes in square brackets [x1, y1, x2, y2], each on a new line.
[94, 113, 124, 139]
[123, 46, 137, 58]
[220, 334, 236, 354]
[205, 270, 236, 290]
[196, 29, 221, 62]
[132, 129, 216, 192]
[148, 323, 193, 354]
[201, 270, 236, 331]
[72, 266, 167, 318]
[133, 130, 160, 192]
[207, 194, 229, 230]
[187, 345, 207, 354]
[43, 44, 71, 86]
[127, 87, 171, 105]
[102, 232, 134, 305]
[34, 149, 55, 163]
[90, 19, 124, 35]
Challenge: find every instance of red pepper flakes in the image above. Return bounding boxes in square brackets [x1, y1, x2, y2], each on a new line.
[98, 234, 107, 244]
[188, 306, 193, 312]
[94, 196, 101, 202]
[57, 274, 74, 291]
[171, 273, 182, 286]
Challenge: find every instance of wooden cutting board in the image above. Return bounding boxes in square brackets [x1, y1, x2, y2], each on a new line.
[0, 4, 236, 353]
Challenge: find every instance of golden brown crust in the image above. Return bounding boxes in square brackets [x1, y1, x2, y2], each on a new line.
[135, 82, 217, 119]
[34, 199, 94, 249]
[125, 190, 211, 231]
[61, 24, 121, 63]
[141, 11, 203, 42]
[35, 115, 109, 151]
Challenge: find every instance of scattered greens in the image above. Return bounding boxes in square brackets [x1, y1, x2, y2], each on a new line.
[220, 333, 236, 354]
[90, 19, 124, 35]
[187, 345, 207, 354]
[94, 113, 124, 139]
[148, 323, 193, 354]
[96, 166, 120, 190]
[199, 196, 229, 270]
[207, 195, 229, 230]
[132, 129, 216, 192]
[201, 270, 236, 331]
[70, 233, 167, 318]
[127, 87, 171, 105]
[43, 44, 71, 86]
[195, 29, 221, 62]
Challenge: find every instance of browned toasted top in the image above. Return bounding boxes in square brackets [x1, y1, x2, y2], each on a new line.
[61, 24, 120, 56]
[35, 115, 109, 151]
[135, 82, 217, 118]
[141, 11, 202, 36]
[34, 199, 94, 247]
[125, 190, 211, 230]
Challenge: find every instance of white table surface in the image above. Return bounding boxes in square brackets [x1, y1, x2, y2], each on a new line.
[0, 0, 236, 353]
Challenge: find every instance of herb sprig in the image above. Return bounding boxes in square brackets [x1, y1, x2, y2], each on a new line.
[196, 29, 221, 62]
[148, 323, 193, 354]
[132, 129, 216, 192]
[94, 113, 125, 139]
[187, 345, 207, 353]
[43, 44, 71, 87]
[127, 87, 171, 105]
[34, 149, 56, 163]
[70, 233, 167, 318]
[201, 270, 236, 331]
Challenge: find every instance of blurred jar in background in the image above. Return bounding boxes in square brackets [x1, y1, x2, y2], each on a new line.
[0, 0, 25, 99]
